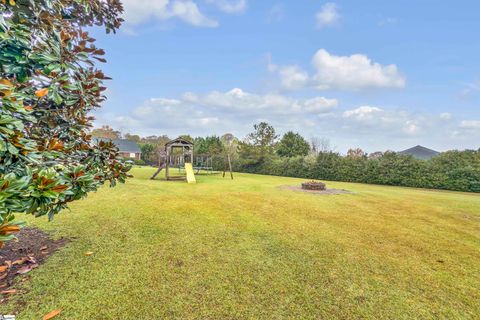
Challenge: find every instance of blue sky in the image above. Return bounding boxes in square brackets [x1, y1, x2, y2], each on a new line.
[92, 0, 480, 152]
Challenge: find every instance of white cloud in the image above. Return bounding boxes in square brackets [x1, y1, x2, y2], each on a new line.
[403, 121, 420, 135]
[268, 49, 405, 91]
[343, 106, 383, 120]
[95, 88, 338, 137]
[453, 120, 480, 141]
[460, 120, 480, 129]
[198, 88, 288, 111]
[312, 49, 406, 90]
[121, 0, 169, 25]
[121, 0, 218, 27]
[187, 88, 333, 115]
[205, 0, 247, 14]
[303, 97, 338, 113]
[95, 89, 476, 152]
[268, 63, 309, 90]
[440, 112, 452, 120]
[198, 117, 220, 126]
[315, 3, 341, 28]
[342, 106, 428, 136]
[171, 0, 219, 27]
[459, 80, 480, 98]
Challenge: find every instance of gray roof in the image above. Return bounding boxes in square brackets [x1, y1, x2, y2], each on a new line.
[398, 145, 439, 160]
[111, 139, 141, 153]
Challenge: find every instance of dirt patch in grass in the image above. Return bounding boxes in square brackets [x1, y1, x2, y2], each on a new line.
[279, 185, 353, 195]
[0, 228, 68, 300]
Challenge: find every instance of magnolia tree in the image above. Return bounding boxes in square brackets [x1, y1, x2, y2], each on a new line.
[0, 0, 130, 247]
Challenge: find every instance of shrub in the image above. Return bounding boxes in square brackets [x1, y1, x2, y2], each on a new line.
[235, 149, 480, 193]
[133, 159, 146, 166]
[0, 0, 129, 246]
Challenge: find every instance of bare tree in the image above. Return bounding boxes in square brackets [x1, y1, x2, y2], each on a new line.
[310, 137, 334, 154]
[347, 148, 366, 158]
[91, 125, 121, 140]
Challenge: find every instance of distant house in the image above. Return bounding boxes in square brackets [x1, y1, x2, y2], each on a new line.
[94, 138, 142, 160]
[398, 145, 439, 160]
[112, 139, 142, 160]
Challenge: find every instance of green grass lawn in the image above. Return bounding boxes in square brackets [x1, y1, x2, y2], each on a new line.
[2, 167, 480, 319]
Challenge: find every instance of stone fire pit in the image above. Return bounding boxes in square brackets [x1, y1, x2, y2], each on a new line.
[301, 181, 326, 191]
[279, 182, 352, 195]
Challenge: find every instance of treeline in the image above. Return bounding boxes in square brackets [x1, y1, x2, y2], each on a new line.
[139, 135, 227, 166]
[91, 123, 480, 193]
[238, 149, 480, 193]
[90, 126, 229, 166]
[234, 122, 480, 192]
[233, 122, 480, 192]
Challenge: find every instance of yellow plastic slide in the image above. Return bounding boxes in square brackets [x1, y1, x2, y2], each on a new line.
[184, 162, 196, 184]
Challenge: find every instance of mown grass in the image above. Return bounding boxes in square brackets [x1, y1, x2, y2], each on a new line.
[2, 167, 480, 319]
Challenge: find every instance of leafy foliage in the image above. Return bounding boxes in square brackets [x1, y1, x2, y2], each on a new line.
[194, 136, 224, 155]
[276, 131, 310, 157]
[124, 133, 141, 143]
[236, 149, 480, 193]
[91, 125, 122, 140]
[140, 143, 155, 164]
[179, 134, 194, 143]
[239, 122, 278, 166]
[232, 124, 480, 193]
[140, 135, 170, 165]
[0, 0, 129, 246]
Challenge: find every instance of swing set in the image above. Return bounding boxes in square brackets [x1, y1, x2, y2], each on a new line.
[150, 137, 233, 182]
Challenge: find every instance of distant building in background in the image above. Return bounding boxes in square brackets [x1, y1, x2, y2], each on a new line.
[94, 138, 142, 160]
[398, 145, 439, 160]
[112, 139, 142, 160]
